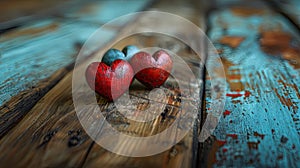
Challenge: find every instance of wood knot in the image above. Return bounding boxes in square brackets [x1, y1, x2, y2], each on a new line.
[68, 129, 83, 147]
[37, 129, 58, 148]
[68, 136, 81, 147]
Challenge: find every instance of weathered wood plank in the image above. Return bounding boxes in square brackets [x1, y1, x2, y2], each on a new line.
[0, 65, 71, 138]
[0, 0, 152, 138]
[82, 44, 201, 168]
[0, 72, 92, 167]
[0, 0, 151, 106]
[82, 0, 207, 166]
[199, 0, 300, 167]
[0, 0, 206, 167]
[0, 0, 80, 29]
[0, 0, 152, 31]
[0, 20, 115, 137]
[79, 2, 206, 168]
[0, 20, 111, 106]
[61, 0, 154, 24]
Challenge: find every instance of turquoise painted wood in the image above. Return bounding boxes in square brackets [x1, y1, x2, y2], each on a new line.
[62, 0, 151, 24]
[0, 0, 151, 106]
[0, 20, 114, 105]
[202, 0, 300, 167]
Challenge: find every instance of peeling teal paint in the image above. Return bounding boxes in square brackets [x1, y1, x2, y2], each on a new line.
[205, 1, 300, 167]
[0, 0, 151, 106]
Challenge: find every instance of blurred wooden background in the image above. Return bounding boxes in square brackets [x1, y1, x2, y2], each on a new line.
[0, 0, 299, 167]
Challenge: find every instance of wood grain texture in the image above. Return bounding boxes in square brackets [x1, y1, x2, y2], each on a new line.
[82, 1, 206, 166]
[61, 0, 154, 24]
[0, 0, 151, 106]
[0, 0, 76, 29]
[0, 0, 151, 31]
[0, 20, 111, 106]
[0, 0, 206, 167]
[0, 64, 72, 138]
[0, 72, 92, 167]
[199, 0, 300, 167]
[0, 0, 151, 138]
[82, 41, 201, 168]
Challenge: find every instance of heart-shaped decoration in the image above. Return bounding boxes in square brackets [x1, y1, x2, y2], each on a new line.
[101, 45, 139, 66]
[130, 50, 173, 88]
[85, 60, 134, 100]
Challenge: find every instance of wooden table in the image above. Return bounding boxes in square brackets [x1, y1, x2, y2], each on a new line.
[0, 0, 299, 167]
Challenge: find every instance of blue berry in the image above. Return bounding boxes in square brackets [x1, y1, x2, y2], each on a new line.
[101, 49, 125, 66]
[101, 46, 139, 65]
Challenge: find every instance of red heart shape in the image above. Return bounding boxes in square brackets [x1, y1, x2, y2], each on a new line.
[130, 50, 173, 88]
[85, 60, 134, 100]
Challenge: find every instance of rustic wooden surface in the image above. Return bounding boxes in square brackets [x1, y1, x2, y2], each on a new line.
[0, 0, 151, 106]
[0, 0, 151, 138]
[0, 0, 206, 167]
[199, 0, 300, 167]
[0, 0, 300, 167]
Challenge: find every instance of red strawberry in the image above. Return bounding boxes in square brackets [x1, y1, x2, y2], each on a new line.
[130, 50, 173, 88]
[85, 60, 134, 100]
